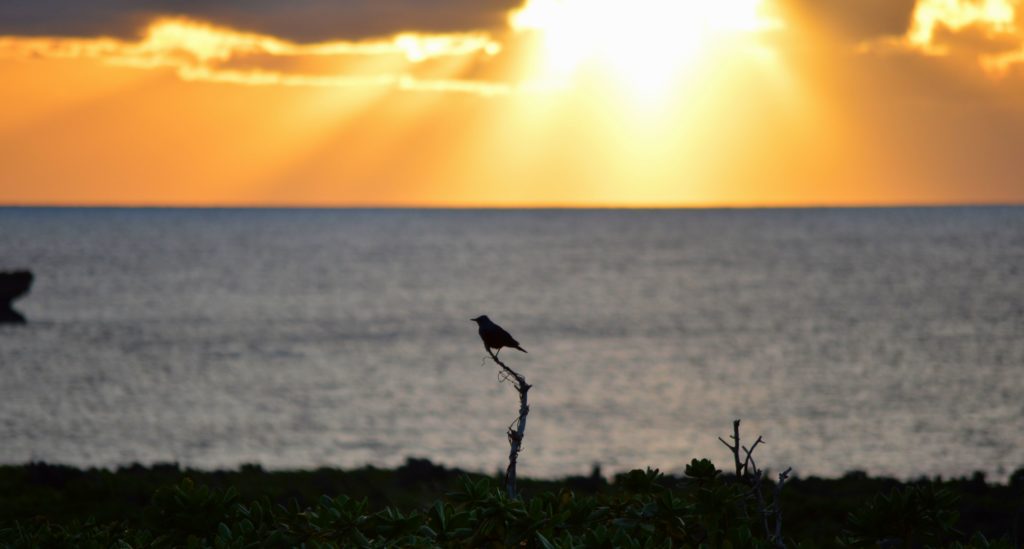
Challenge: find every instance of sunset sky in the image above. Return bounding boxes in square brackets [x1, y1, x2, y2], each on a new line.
[2, 0, 1023, 207]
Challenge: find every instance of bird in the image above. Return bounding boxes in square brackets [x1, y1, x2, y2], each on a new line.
[471, 315, 527, 356]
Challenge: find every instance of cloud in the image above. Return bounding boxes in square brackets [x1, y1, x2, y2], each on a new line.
[770, 0, 1024, 79]
[0, 17, 520, 95]
[769, 0, 917, 41]
[983, 44, 1024, 74]
[859, 0, 1024, 77]
[0, 0, 520, 42]
[905, 0, 1017, 50]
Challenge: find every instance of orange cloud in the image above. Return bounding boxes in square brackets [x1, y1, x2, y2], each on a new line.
[906, 0, 1017, 52]
[982, 44, 1024, 73]
[0, 18, 514, 94]
[861, 0, 1024, 77]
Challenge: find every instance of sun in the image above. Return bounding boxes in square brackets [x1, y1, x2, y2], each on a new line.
[510, 0, 777, 98]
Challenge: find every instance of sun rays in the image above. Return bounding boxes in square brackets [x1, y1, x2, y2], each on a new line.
[3, 1, 1024, 206]
[509, 0, 780, 99]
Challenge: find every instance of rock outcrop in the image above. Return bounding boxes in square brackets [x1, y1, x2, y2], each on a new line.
[0, 270, 33, 323]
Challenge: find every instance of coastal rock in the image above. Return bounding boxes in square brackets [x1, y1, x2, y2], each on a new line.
[0, 270, 33, 323]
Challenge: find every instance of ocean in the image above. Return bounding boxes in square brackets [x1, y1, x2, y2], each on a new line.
[1, 207, 1022, 480]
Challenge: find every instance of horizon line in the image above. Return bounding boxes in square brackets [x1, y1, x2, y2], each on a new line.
[1, 201, 1023, 211]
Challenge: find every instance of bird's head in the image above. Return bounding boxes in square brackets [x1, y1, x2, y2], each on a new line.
[470, 315, 489, 324]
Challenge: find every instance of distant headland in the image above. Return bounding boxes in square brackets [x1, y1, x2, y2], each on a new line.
[0, 270, 33, 323]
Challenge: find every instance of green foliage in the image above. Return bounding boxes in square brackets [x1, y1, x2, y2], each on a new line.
[146, 478, 240, 539]
[839, 484, 961, 548]
[947, 532, 1018, 549]
[684, 459, 720, 482]
[1, 462, 1021, 547]
[4, 463, 769, 548]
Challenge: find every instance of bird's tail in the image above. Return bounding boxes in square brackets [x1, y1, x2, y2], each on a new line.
[514, 345, 528, 353]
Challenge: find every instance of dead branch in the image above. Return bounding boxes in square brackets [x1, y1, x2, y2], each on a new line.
[718, 419, 745, 479]
[742, 436, 765, 476]
[772, 467, 793, 548]
[720, 419, 792, 549]
[485, 348, 531, 499]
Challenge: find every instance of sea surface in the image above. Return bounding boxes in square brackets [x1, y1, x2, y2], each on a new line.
[1, 207, 1022, 481]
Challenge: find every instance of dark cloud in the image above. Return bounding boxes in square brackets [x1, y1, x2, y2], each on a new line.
[0, 0, 522, 41]
[770, 0, 917, 41]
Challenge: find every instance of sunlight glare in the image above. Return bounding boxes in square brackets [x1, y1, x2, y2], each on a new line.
[509, 0, 778, 97]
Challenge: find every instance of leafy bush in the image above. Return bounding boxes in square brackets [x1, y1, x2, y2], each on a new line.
[7, 464, 779, 548]
[2, 461, 1021, 547]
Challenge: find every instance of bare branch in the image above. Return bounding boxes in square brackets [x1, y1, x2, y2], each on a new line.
[742, 436, 765, 477]
[720, 420, 791, 547]
[484, 348, 531, 499]
[772, 467, 793, 548]
[718, 419, 744, 479]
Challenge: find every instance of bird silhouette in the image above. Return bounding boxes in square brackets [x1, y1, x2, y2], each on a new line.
[471, 315, 527, 356]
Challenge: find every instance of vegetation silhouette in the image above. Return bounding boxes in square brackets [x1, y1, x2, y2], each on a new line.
[2, 446, 1021, 546]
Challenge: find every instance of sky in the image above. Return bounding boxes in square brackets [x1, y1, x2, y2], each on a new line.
[1, 0, 1023, 207]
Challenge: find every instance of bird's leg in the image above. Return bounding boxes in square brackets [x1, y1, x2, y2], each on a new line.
[494, 348, 502, 358]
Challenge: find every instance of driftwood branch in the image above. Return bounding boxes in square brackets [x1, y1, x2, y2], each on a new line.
[485, 348, 531, 499]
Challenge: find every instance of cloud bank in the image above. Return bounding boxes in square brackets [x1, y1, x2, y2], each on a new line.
[3, 0, 1024, 96]
[0, 17, 517, 95]
[0, 0, 519, 41]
